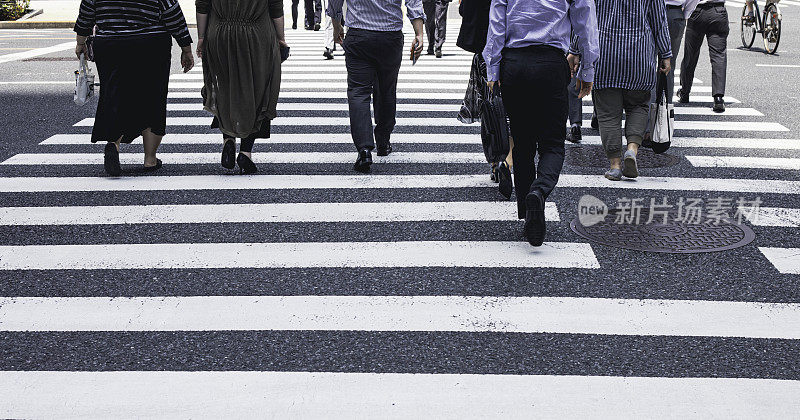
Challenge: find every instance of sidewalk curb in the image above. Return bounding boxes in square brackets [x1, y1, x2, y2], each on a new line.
[0, 21, 198, 29]
[0, 20, 74, 29]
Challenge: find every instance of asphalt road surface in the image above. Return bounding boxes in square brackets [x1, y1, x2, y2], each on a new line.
[0, 3, 799, 417]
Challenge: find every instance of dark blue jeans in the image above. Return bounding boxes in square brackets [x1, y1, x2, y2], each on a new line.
[500, 46, 570, 218]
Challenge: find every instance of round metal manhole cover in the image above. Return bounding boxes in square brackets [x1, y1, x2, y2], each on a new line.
[570, 209, 756, 254]
[566, 145, 680, 168]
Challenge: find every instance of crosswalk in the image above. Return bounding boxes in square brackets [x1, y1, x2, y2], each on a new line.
[1, 24, 799, 417]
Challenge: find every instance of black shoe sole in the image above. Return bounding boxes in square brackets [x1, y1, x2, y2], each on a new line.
[496, 163, 512, 200]
[103, 142, 122, 176]
[523, 193, 546, 247]
[353, 162, 371, 173]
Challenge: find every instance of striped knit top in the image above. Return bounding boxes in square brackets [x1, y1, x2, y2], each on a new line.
[74, 0, 193, 47]
[588, 0, 672, 91]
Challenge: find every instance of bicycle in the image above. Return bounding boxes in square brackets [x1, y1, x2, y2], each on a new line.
[741, 0, 782, 54]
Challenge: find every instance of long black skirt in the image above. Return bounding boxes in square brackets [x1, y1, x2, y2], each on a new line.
[91, 34, 172, 143]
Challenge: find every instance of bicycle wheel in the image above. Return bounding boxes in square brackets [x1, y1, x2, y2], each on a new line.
[763, 3, 781, 54]
[741, 5, 756, 48]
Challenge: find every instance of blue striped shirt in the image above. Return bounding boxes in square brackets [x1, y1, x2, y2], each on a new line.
[327, 0, 425, 32]
[588, 0, 672, 91]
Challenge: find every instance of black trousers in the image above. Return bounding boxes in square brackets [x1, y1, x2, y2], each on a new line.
[681, 4, 728, 97]
[292, 0, 299, 26]
[304, 0, 322, 27]
[499, 46, 569, 219]
[343, 28, 404, 151]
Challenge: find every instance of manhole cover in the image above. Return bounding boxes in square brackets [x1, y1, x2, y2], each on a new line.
[566, 145, 680, 168]
[570, 209, 755, 253]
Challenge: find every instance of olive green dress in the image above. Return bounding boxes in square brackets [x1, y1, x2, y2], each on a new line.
[196, 0, 283, 138]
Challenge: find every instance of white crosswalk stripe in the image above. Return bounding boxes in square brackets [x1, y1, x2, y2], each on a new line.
[0, 201, 559, 225]
[1, 21, 798, 417]
[1, 295, 796, 338]
[0, 242, 600, 270]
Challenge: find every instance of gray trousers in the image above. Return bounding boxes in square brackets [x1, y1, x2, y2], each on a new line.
[593, 88, 650, 159]
[423, 0, 449, 52]
[681, 4, 729, 97]
[567, 76, 582, 126]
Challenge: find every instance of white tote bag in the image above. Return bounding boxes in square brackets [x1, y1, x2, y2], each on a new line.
[648, 72, 674, 154]
[74, 53, 95, 106]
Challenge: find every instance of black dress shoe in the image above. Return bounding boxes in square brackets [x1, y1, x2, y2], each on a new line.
[435, 49, 442, 58]
[713, 95, 726, 113]
[427, 48, 434, 55]
[376, 144, 392, 157]
[353, 149, 372, 173]
[495, 161, 512, 200]
[523, 189, 546, 247]
[237, 153, 258, 175]
[590, 114, 598, 130]
[314, 23, 321, 31]
[221, 140, 236, 169]
[104, 142, 122, 176]
[323, 48, 334, 60]
[568, 123, 582, 144]
[677, 88, 689, 103]
[292, 23, 297, 29]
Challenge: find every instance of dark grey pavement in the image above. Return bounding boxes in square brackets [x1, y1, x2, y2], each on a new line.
[0, 7, 799, 415]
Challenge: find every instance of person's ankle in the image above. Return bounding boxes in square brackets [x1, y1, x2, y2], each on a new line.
[144, 156, 158, 167]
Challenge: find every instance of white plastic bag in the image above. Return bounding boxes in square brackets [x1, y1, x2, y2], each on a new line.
[648, 73, 673, 154]
[74, 53, 95, 106]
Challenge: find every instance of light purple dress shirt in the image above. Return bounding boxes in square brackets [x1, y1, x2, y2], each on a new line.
[482, 0, 600, 83]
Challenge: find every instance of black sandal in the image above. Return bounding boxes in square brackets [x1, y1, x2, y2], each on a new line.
[142, 159, 162, 172]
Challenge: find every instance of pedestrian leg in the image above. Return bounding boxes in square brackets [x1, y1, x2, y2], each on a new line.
[344, 32, 378, 151]
[373, 32, 404, 148]
[434, 0, 448, 55]
[706, 8, 729, 97]
[304, 0, 314, 29]
[680, 12, 705, 97]
[423, 1, 436, 54]
[593, 88, 625, 173]
[314, 0, 322, 25]
[666, 8, 686, 102]
[499, 52, 536, 219]
[141, 128, 162, 168]
[622, 90, 651, 152]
